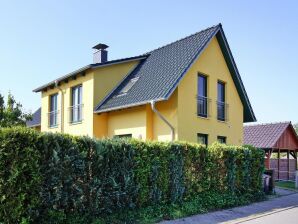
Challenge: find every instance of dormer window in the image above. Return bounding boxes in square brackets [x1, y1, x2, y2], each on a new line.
[118, 77, 139, 96]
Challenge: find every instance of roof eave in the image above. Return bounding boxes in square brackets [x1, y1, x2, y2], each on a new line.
[33, 55, 148, 93]
[216, 26, 256, 122]
[33, 65, 92, 92]
[27, 123, 41, 128]
[94, 98, 165, 113]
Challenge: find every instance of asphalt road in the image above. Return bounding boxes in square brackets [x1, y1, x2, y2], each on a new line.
[241, 206, 298, 224]
[161, 189, 298, 224]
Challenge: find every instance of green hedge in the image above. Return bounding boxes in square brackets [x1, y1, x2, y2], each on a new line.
[0, 127, 265, 223]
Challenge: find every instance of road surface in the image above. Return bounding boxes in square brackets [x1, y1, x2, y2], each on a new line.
[161, 189, 298, 224]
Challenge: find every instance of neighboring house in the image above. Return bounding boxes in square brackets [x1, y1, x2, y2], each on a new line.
[29, 24, 255, 145]
[244, 122, 298, 180]
[26, 108, 41, 131]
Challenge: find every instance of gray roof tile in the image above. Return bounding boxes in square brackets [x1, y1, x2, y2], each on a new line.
[95, 25, 219, 112]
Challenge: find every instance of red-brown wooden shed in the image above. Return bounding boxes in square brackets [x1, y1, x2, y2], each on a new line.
[244, 122, 298, 181]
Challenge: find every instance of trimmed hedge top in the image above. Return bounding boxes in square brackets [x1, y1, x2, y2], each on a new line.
[0, 127, 264, 223]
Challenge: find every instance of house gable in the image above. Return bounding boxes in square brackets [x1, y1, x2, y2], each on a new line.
[177, 36, 244, 144]
[274, 125, 298, 150]
[95, 24, 255, 123]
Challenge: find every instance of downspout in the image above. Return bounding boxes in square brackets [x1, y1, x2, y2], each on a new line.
[150, 100, 175, 141]
[55, 80, 64, 133]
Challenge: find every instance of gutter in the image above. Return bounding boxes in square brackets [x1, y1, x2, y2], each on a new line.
[150, 100, 175, 141]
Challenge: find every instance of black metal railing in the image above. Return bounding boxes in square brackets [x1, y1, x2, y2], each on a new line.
[48, 110, 59, 127]
[197, 96, 209, 117]
[217, 101, 228, 121]
[69, 104, 83, 123]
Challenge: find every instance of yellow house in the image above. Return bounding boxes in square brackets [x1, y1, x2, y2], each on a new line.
[28, 24, 256, 145]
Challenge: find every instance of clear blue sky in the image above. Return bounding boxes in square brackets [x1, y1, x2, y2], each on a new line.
[0, 1, 297, 123]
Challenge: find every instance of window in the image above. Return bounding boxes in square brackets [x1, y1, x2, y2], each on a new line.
[70, 85, 83, 123]
[114, 134, 132, 139]
[49, 93, 58, 127]
[197, 74, 208, 117]
[217, 136, 227, 144]
[197, 133, 208, 145]
[217, 81, 226, 121]
[118, 77, 139, 96]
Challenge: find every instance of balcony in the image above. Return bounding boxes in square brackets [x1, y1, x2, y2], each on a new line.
[217, 101, 228, 121]
[197, 96, 211, 118]
[48, 110, 59, 128]
[69, 104, 83, 124]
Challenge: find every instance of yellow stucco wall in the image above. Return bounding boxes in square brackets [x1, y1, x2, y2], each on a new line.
[41, 72, 94, 136]
[177, 37, 243, 145]
[107, 106, 147, 140]
[102, 90, 178, 141]
[41, 60, 139, 137]
[145, 104, 153, 140]
[152, 90, 178, 141]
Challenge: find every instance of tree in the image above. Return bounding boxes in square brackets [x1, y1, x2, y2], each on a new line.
[293, 123, 298, 135]
[0, 92, 32, 127]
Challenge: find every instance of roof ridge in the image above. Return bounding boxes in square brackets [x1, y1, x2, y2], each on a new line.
[143, 23, 221, 55]
[91, 55, 147, 67]
[244, 121, 291, 127]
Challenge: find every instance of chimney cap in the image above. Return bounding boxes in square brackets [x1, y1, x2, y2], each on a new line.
[92, 43, 109, 50]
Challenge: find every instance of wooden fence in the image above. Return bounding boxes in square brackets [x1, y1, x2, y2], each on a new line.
[270, 159, 297, 180]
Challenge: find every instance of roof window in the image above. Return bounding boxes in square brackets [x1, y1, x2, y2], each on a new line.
[118, 77, 139, 96]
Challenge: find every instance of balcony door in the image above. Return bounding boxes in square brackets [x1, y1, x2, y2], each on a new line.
[71, 85, 82, 123]
[49, 94, 58, 127]
[197, 74, 208, 117]
[217, 81, 226, 121]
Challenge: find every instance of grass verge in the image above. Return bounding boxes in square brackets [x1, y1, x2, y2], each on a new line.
[275, 181, 296, 190]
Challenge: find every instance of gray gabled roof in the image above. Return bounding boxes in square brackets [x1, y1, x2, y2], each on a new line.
[94, 24, 256, 122]
[26, 107, 41, 127]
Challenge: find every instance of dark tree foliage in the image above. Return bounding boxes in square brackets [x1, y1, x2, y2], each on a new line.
[293, 123, 298, 134]
[0, 92, 32, 127]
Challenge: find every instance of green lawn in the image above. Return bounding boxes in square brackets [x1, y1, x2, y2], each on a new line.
[275, 181, 296, 190]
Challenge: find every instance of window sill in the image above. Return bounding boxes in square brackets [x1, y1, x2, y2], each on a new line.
[217, 119, 227, 124]
[197, 115, 210, 120]
[69, 121, 83, 125]
[49, 125, 59, 129]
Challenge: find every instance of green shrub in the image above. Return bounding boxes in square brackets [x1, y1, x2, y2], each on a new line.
[0, 127, 42, 223]
[0, 127, 265, 223]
